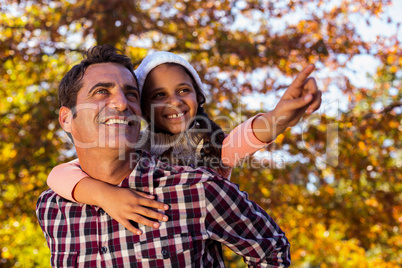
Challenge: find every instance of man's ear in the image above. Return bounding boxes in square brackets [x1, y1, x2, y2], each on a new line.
[59, 106, 73, 133]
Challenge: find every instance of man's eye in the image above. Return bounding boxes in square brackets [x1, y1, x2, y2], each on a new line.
[96, 89, 109, 94]
[126, 92, 138, 99]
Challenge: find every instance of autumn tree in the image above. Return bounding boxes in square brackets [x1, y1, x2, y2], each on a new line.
[0, 0, 400, 267]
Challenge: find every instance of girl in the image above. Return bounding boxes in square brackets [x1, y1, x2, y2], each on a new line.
[48, 51, 321, 234]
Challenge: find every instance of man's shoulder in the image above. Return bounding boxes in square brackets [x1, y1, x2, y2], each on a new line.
[36, 188, 60, 221]
[36, 188, 78, 212]
[37, 188, 57, 203]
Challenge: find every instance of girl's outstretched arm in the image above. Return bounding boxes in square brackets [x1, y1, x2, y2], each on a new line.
[221, 64, 322, 168]
[221, 114, 268, 168]
[47, 160, 169, 234]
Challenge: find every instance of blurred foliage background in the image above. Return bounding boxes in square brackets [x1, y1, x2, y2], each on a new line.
[0, 0, 401, 267]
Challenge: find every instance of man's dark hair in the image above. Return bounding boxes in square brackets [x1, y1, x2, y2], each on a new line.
[58, 45, 137, 110]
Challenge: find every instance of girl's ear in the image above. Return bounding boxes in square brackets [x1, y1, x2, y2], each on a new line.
[59, 106, 73, 133]
[196, 92, 205, 105]
[197, 96, 202, 104]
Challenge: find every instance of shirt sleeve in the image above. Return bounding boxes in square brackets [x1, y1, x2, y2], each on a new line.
[221, 114, 271, 167]
[47, 159, 88, 202]
[204, 179, 291, 267]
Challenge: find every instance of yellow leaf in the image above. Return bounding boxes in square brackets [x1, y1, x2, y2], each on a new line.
[365, 198, 378, 207]
[261, 187, 269, 197]
[386, 55, 395, 64]
[5, 28, 12, 38]
[358, 141, 366, 150]
[1, 250, 12, 259]
[276, 133, 284, 144]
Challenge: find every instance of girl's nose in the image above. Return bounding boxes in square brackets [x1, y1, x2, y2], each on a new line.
[166, 94, 182, 106]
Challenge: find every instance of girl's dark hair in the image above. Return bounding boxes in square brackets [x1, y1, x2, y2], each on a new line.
[195, 106, 227, 171]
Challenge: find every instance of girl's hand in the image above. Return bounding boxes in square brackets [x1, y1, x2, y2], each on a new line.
[99, 186, 169, 235]
[272, 64, 322, 127]
[73, 177, 169, 235]
[252, 64, 322, 142]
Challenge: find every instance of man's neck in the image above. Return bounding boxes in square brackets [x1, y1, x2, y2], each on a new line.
[76, 148, 138, 185]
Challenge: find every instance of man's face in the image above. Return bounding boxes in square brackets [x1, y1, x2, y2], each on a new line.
[66, 63, 141, 150]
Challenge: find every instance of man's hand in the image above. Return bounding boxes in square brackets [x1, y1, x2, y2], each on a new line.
[252, 64, 322, 142]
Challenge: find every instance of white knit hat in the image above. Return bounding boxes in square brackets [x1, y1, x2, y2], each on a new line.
[134, 51, 204, 95]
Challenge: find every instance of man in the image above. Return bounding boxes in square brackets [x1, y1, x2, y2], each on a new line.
[36, 45, 291, 267]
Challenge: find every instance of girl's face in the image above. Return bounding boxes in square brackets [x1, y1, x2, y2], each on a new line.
[142, 64, 199, 134]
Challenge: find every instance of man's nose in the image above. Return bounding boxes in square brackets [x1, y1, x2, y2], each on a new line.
[109, 90, 128, 111]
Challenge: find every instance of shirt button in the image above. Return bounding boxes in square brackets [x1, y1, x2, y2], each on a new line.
[101, 246, 108, 254]
[161, 249, 168, 256]
[99, 209, 105, 215]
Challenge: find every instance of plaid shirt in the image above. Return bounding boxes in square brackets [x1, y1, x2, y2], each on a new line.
[36, 150, 290, 267]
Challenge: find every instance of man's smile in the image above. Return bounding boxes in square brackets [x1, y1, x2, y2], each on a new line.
[101, 116, 136, 127]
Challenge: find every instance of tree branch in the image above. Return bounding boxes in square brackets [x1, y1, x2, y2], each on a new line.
[363, 100, 402, 119]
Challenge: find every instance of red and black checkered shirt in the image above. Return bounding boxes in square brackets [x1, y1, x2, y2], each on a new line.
[36, 150, 290, 267]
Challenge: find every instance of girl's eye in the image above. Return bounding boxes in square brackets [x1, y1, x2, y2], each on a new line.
[179, 88, 190, 93]
[153, 92, 165, 99]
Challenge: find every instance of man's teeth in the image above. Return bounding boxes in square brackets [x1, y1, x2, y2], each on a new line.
[104, 119, 129, 125]
[167, 113, 184, 119]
